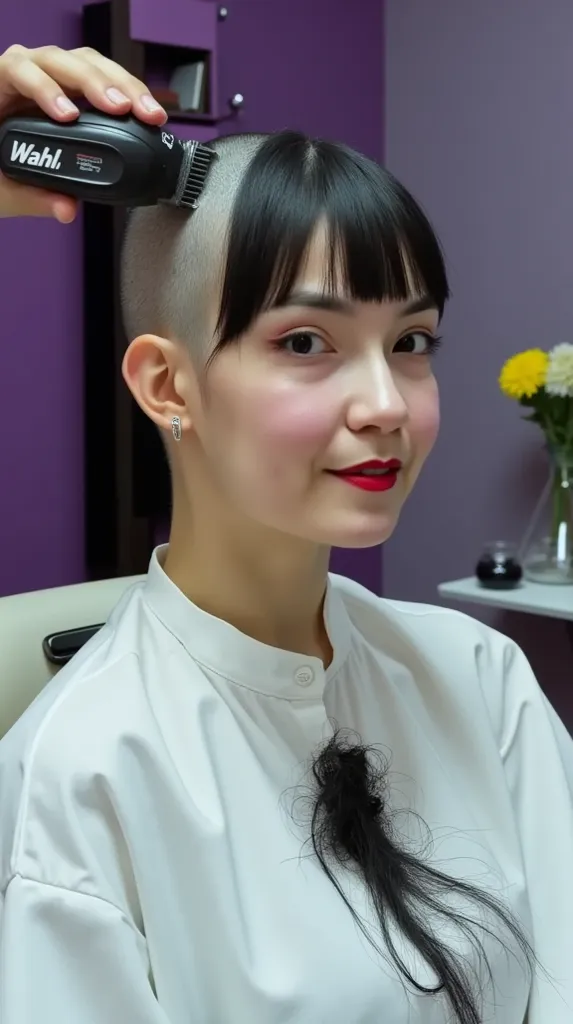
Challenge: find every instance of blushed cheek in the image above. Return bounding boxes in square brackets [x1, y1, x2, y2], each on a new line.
[244, 388, 338, 457]
[410, 391, 440, 458]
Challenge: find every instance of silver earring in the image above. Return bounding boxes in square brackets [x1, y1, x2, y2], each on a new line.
[171, 415, 182, 442]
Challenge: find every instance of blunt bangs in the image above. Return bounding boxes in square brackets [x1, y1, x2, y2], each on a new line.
[213, 130, 449, 349]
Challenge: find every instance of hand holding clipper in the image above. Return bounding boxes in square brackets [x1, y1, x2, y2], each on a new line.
[0, 111, 215, 209]
[0, 43, 171, 220]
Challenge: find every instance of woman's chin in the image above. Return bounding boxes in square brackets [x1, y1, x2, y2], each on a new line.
[315, 511, 399, 549]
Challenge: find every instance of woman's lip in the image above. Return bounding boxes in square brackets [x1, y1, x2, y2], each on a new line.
[330, 470, 400, 492]
[331, 458, 402, 473]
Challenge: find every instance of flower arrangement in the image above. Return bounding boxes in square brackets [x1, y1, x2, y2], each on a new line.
[499, 343, 573, 582]
[499, 344, 573, 451]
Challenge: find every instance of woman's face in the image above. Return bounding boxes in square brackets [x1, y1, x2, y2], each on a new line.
[184, 235, 441, 549]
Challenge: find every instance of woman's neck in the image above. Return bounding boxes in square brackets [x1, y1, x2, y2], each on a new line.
[163, 501, 333, 663]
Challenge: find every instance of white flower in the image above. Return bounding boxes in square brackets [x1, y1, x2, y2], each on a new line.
[545, 343, 573, 397]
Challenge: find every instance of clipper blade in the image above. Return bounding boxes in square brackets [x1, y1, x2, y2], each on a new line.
[170, 140, 217, 210]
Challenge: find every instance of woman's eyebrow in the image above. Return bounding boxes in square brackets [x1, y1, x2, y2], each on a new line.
[400, 295, 438, 317]
[269, 291, 438, 317]
[271, 291, 355, 315]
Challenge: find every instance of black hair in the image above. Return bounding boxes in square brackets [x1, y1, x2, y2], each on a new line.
[208, 131, 540, 1022]
[307, 731, 539, 1023]
[211, 129, 450, 356]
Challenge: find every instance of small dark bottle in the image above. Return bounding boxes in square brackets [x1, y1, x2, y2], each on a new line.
[475, 542, 523, 590]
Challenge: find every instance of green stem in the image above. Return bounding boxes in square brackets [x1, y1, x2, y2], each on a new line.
[550, 452, 573, 544]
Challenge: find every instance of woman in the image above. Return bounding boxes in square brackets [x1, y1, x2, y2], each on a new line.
[0, 44, 572, 1024]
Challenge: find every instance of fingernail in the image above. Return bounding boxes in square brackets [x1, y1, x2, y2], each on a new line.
[55, 95, 79, 115]
[53, 198, 76, 223]
[140, 93, 163, 113]
[106, 87, 130, 105]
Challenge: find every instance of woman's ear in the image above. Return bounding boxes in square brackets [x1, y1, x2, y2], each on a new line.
[122, 334, 194, 435]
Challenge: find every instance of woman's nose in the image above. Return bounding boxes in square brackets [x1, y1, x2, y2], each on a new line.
[345, 360, 408, 434]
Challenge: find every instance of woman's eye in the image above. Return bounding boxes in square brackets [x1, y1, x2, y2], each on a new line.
[394, 331, 442, 355]
[278, 332, 328, 356]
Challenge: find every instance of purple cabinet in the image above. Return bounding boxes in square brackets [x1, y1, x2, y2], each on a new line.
[129, 0, 217, 51]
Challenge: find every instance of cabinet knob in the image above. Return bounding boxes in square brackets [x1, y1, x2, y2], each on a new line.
[218, 6, 228, 20]
[229, 93, 244, 111]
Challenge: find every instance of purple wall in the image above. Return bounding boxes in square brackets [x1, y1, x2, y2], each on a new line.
[0, 1, 384, 598]
[1, 5, 86, 597]
[384, 0, 573, 728]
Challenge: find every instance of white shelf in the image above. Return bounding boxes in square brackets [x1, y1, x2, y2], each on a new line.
[438, 576, 573, 622]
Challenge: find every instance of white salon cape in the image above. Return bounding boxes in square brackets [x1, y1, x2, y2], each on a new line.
[0, 547, 572, 1023]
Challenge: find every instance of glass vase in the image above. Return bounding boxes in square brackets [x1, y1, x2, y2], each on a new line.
[520, 448, 573, 584]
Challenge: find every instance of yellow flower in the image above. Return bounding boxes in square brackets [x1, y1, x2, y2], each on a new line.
[499, 349, 548, 400]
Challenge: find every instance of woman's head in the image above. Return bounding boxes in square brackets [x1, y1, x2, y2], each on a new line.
[121, 130, 449, 551]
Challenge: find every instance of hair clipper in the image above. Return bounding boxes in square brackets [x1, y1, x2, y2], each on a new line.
[0, 110, 216, 208]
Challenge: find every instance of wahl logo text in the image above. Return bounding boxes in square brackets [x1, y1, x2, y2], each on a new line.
[10, 140, 62, 170]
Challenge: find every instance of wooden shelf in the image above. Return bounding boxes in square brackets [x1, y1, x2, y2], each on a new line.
[438, 576, 573, 622]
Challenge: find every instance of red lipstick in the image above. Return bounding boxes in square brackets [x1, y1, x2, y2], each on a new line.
[329, 458, 402, 492]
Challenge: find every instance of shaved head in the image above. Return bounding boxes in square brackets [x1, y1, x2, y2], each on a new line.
[121, 132, 265, 355]
[121, 128, 449, 362]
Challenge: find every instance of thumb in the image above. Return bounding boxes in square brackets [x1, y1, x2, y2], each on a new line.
[0, 176, 77, 222]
